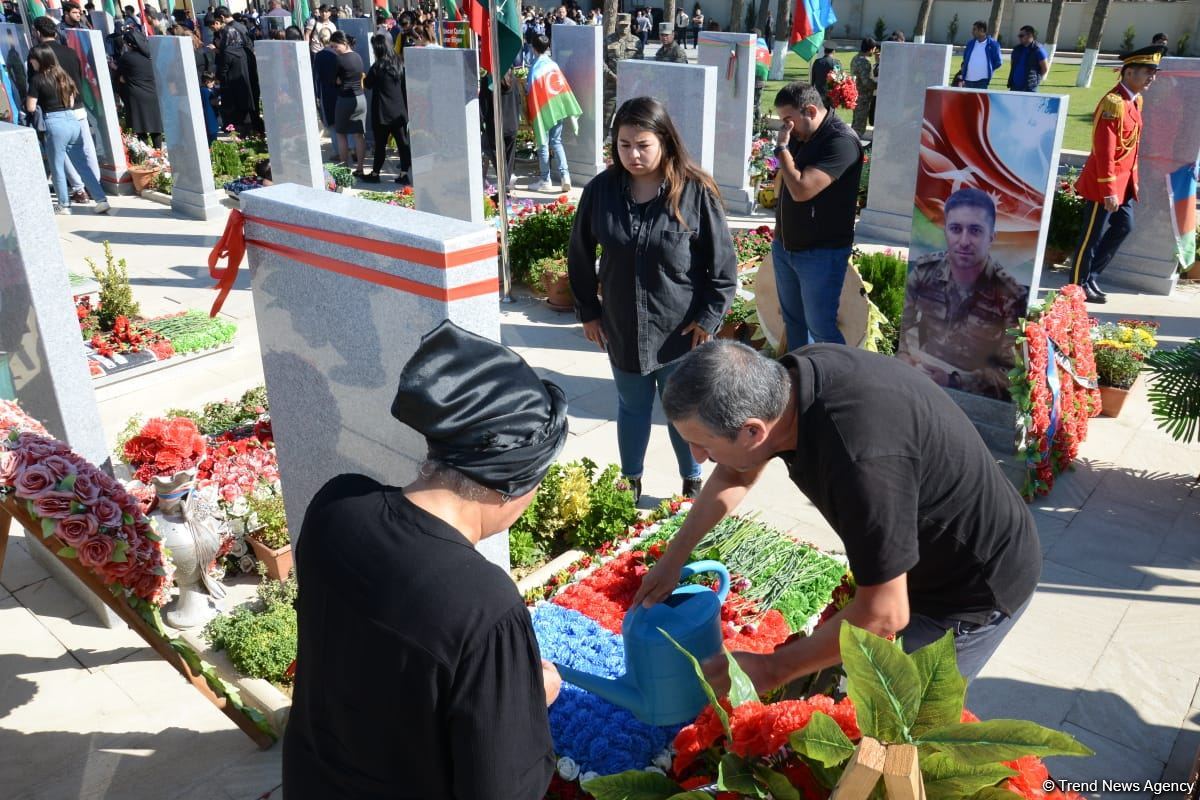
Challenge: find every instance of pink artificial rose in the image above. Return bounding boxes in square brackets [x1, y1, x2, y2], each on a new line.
[133, 570, 165, 601]
[92, 497, 124, 529]
[55, 514, 98, 548]
[13, 463, 57, 499]
[32, 491, 75, 519]
[40, 454, 75, 482]
[77, 534, 116, 569]
[0, 449, 20, 485]
[72, 470, 102, 506]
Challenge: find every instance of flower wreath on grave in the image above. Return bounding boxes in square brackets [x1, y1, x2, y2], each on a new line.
[1010, 285, 1100, 500]
[0, 399, 276, 741]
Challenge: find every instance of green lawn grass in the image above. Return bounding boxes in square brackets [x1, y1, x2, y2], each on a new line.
[760, 52, 1114, 152]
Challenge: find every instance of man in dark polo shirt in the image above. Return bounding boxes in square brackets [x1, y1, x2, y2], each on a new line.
[634, 340, 1041, 690]
[771, 81, 862, 350]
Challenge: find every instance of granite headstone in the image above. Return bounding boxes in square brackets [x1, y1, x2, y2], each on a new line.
[1105, 57, 1200, 295]
[0, 122, 121, 626]
[855, 42, 952, 246]
[257, 41, 326, 190]
[616, 60, 717, 174]
[335, 18, 375, 145]
[148, 35, 224, 220]
[697, 31, 756, 213]
[552, 24, 605, 180]
[405, 47, 485, 224]
[63, 28, 131, 194]
[238, 184, 508, 568]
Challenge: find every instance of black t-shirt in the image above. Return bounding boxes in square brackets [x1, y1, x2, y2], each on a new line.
[335, 49, 364, 96]
[282, 474, 554, 800]
[27, 71, 69, 113]
[777, 345, 1041, 623]
[775, 111, 862, 251]
[26, 41, 84, 109]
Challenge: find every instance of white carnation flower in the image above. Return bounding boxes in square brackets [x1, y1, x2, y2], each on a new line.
[644, 766, 666, 775]
[556, 756, 580, 781]
[580, 771, 599, 784]
[651, 750, 673, 771]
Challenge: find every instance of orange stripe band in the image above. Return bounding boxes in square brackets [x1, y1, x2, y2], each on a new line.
[245, 216, 498, 268]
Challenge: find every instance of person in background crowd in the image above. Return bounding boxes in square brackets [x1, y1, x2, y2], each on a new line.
[306, 4, 336, 55]
[313, 29, 340, 153]
[888, 29, 906, 42]
[634, 9, 651, 53]
[480, 70, 520, 191]
[199, 71, 220, 144]
[30, 15, 98, 206]
[282, 321, 565, 800]
[116, 27, 163, 148]
[373, 8, 393, 49]
[177, 24, 215, 80]
[1007, 25, 1048, 92]
[770, 82, 863, 349]
[59, 1, 86, 41]
[602, 14, 640, 131]
[764, 10, 774, 49]
[226, 9, 263, 133]
[1151, 32, 1168, 49]
[1071, 45, 1165, 303]
[567, 96, 736, 502]
[810, 44, 838, 109]
[752, 29, 768, 129]
[25, 44, 109, 214]
[959, 20, 1002, 89]
[553, 5, 574, 25]
[121, 4, 138, 27]
[285, 25, 304, 41]
[210, 8, 254, 133]
[690, 5, 704, 48]
[655, 22, 687, 64]
[527, 34, 576, 193]
[328, 30, 367, 176]
[674, 6, 689, 48]
[266, 0, 290, 18]
[362, 32, 410, 185]
[850, 37, 877, 137]
[392, 10, 413, 54]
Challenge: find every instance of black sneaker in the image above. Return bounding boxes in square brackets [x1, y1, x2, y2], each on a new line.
[682, 477, 703, 498]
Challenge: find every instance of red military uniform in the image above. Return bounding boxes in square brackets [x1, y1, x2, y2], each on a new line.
[1075, 85, 1143, 203]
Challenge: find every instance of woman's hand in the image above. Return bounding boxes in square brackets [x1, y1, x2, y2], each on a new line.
[682, 321, 711, 349]
[582, 319, 607, 350]
[541, 659, 562, 706]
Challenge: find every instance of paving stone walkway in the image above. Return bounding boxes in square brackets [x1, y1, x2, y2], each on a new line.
[1, 192, 1197, 799]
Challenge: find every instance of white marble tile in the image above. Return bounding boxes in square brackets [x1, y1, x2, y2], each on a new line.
[13, 573, 89, 622]
[1044, 722, 1166, 800]
[0, 532, 51, 594]
[1046, 501, 1166, 589]
[968, 663, 1079, 731]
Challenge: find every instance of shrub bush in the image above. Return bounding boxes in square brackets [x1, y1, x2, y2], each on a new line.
[87, 241, 141, 330]
[1095, 345, 1141, 389]
[853, 249, 907, 353]
[247, 490, 289, 550]
[210, 140, 243, 181]
[508, 200, 576, 285]
[204, 601, 297, 684]
[1047, 171, 1088, 253]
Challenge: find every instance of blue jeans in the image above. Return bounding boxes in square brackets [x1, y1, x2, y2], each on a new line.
[44, 110, 107, 207]
[771, 239, 850, 349]
[611, 362, 701, 481]
[963, 78, 990, 89]
[63, 110, 100, 194]
[899, 597, 1031, 682]
[538, 121, 569, 184]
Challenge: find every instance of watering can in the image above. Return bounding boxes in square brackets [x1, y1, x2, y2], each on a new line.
[555, 560, 729, 726]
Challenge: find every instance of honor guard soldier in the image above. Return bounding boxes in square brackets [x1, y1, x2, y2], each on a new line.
[655, 22, 688, 64]
[603, 14, 641, 131]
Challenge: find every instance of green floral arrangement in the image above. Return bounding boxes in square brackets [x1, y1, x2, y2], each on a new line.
[508, 199, 577, 285]
[723, 295, 756, 327]
[204, 567, 297, 684]
[209, 140, 243, 183]
[733, 226, 774, 264]
[87, 242, 141, 330]
[852, 248, 908, 354]
[153, 170, 173, 195]
[324, 162, 355, 188]
[145, 311, 237, 355]
[1047, 170, 1089, 254]
[246, 490, 289, 550]
[1094, 345, 1142, 389]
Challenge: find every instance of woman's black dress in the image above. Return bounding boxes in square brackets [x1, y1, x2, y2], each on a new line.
[117, 49, 162, 134]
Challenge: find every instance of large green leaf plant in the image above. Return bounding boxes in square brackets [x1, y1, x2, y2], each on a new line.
[583, 622, 1091, 800]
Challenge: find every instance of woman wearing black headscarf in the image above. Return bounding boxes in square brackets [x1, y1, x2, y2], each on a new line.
[282, 321, 564, 800]
[116, 28, 163, 147]
[208, 8, 253, 132]
[362, 32, 409, 184]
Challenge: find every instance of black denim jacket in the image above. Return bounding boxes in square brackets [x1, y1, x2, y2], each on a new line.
[567, 169, 737, 375]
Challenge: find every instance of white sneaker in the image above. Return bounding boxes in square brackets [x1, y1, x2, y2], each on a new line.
[561, 179, 572, 193]
[532, 179, 554, 192]
[54, 204, 71, 216]
[93, 201, 110, 214]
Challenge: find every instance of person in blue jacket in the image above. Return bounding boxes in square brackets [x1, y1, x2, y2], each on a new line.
[199, 71, 220, 144]
[959, 20, 1002, 89]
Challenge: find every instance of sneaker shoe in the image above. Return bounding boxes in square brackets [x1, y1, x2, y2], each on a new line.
[682, 477, 703, 499]
[93, 201, 110, 215]
[70, 190, 88, 205]
[561, 179, 572, 193]
[532, 179, 554, 192]
[54, 204, 72, 216]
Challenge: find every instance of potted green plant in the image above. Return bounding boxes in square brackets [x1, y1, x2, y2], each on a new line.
[245, 490, 292, 581]
[532, 255, 572, 311]
[719, 295, 754, 340]
[1094, 345, 1143, 417]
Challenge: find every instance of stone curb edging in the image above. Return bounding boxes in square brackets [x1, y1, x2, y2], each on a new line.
[177, 627, 292, 736]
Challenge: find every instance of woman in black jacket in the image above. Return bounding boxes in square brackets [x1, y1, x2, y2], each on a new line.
[567, 96, 737, 501]
[116, 28, 163, 147]
[362, 33, 410, 184]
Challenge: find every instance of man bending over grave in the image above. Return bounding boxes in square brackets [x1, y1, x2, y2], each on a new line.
[283, 321, 567, 800]
[633, 339, 1041, 692]
[898, 187, 1028, 401]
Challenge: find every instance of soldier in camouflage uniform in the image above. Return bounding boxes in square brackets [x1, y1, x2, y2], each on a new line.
[850, 38, 878, 137]
[655, 23, 688, 64]
[898, 188, 1028, 401]
[603, 14, 641, 132]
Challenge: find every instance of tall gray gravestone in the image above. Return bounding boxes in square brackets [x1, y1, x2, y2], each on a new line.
[855, 42, 952, 246]
[697, 31, 755, 214]
[336, 18, 375, 145]
[148, 35, 224, 220]
[63, 28, 131, 194]
[1105, 57, 1200, 295]
[617, 60, 717, 175]
[406, 47, 485, 225]
[257, 40, 326, 190]
[237, 184, 508, 568]
[0, 122, 122, 627]
[552, 24, 605, 181]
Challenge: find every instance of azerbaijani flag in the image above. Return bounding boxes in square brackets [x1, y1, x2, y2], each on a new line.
[292, 0, 311, 34]
[24, 0, 46, 20]
[463, 0, 522, 76]
[789, 0, 836, 62]
[755, 37, 771, 80]
[443, 0, 463, 21]
[526, 54, 582, 147]
[1168, 162, 1198, 268]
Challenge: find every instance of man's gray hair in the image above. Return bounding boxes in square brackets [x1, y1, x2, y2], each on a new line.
[662, 341, 790, 439]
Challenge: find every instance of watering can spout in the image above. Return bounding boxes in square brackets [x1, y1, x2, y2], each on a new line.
[554, 664, 642, 711]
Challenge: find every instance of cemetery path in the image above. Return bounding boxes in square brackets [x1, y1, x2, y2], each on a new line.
[1, 192, 1197, 798]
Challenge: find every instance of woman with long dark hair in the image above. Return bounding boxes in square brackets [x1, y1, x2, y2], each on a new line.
[328, 30, 366, 175]
[362, 33, 410, 184]
[24, 44, 109, 214]
[567, 96, 736, 501]
[116, 28, 163, 148]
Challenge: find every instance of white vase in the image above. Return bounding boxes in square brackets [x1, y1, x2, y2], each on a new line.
[151, 468, 227, 629]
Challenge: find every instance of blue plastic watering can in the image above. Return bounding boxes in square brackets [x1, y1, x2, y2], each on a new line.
[555, 560, 730, 726]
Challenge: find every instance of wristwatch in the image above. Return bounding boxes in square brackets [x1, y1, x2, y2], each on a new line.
[773, 144, 787, 156]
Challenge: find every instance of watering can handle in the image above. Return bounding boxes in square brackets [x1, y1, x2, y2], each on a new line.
[679, 560, 730, 604]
